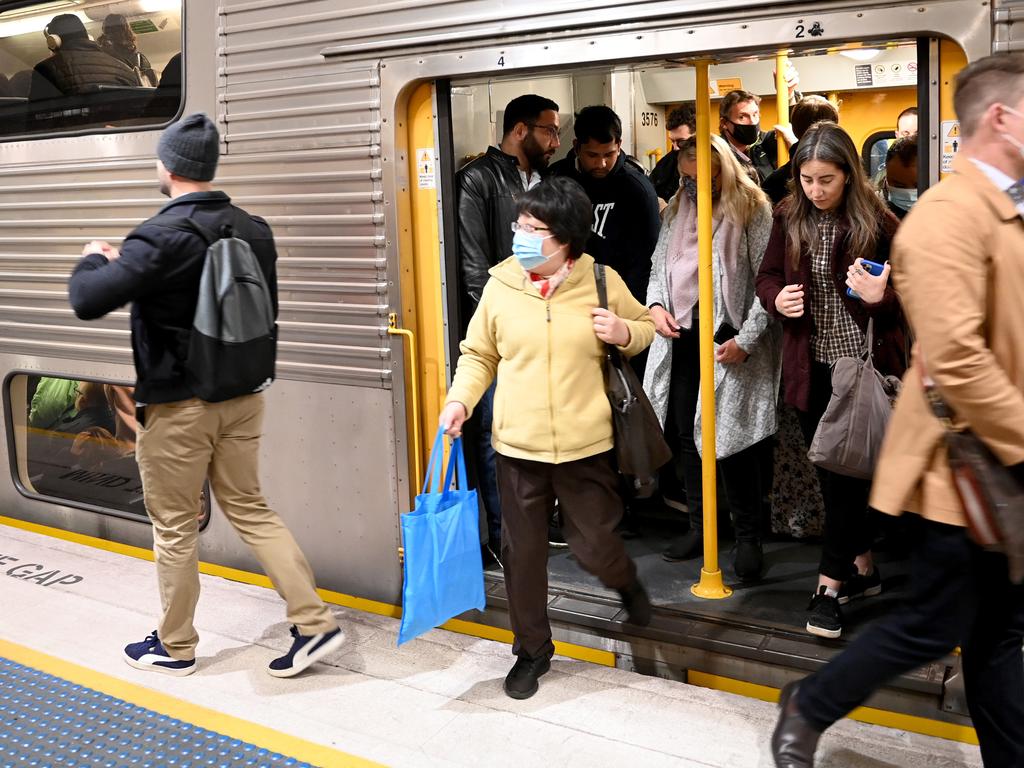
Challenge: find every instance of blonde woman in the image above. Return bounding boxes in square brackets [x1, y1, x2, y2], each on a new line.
[644, 134, 779, 581]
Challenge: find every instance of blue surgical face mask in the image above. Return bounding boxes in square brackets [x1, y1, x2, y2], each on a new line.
[887, 186, 918, 212]
[512, 229, 560, 270]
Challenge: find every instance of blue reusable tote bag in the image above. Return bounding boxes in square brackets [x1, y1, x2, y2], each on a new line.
[397, 428, 486, 645]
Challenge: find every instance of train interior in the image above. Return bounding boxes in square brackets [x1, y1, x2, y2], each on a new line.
[438, 39, 968, 720]
[0, 0, 183, 136]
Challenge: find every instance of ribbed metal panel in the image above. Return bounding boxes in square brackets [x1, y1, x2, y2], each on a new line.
[0, 145, 389, 385]
[994, 0, 1024, 52]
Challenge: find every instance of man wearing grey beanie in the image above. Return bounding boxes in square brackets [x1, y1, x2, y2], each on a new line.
[67, 113, 344, 679]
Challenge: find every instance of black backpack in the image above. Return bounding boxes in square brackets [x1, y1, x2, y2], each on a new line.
[156, 211, 277, 402]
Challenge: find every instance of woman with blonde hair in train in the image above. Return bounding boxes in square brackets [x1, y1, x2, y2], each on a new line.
[644, 133, 779, 582]
[756, 121, 906, 639]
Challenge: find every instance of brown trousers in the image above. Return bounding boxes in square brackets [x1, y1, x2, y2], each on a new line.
[136, 394, 337, 659]
[497, 450, 637, 660]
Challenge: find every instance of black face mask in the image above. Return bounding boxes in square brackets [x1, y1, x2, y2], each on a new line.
[728, 121, 760, 146]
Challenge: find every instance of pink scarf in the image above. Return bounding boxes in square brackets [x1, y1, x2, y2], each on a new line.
[667, 196, 744, 330]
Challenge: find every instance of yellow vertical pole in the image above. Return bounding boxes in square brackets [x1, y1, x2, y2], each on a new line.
[776, 52, 791, 166]
[691, 60, 731, 600]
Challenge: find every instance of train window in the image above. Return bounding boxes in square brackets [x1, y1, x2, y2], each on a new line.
[863, 131, 896, 179]
[0, 1, 182, 139]
[6, 374, 171, 522]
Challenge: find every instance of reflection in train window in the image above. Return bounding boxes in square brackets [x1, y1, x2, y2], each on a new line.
[0, 0, 182, 139]
[864, 130, 897, 179]
[9, 374, 147, 518]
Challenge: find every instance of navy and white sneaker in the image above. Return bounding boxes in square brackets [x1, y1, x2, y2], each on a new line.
[267, 625, 345, 678]
[123, 631, 196, 677]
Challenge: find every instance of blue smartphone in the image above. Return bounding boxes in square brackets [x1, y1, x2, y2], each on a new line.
[846, 259, 886, 299]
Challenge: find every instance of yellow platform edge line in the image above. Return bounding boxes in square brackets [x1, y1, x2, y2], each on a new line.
[0, 636, 383, 768]
[0, 515, 615, 668]
[686, 671, 979, 746]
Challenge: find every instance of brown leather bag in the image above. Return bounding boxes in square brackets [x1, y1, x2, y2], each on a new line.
[594, 264, 672, 497]
[921, 366, 1024, 583]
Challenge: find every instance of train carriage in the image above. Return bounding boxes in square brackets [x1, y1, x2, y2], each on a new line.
[0, 0, 1016, 740]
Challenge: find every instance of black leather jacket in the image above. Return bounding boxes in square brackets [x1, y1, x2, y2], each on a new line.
[456, 146, 528, 308]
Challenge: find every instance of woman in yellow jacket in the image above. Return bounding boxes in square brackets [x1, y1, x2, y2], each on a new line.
[440, 176, 656, 700]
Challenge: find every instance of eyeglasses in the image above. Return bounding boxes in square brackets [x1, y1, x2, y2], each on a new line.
[511, 222, 550, 234]
[528, 123, 560, 140]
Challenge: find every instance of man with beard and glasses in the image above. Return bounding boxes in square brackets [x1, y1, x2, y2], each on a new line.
[456, 93, 562, 561]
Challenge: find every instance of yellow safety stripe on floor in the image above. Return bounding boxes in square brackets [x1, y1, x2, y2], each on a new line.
[687, 671, 979, 745]
[0, 637, 382, 768]
[0, 515, 616, 668]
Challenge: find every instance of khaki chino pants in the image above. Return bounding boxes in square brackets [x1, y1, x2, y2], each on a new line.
[136, 394, 336, 659]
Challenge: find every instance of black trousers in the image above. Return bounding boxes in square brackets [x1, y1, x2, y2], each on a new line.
[667, 324, 764, 542]
[798, 516, 1024, 767]
[496, 451, 637, 661]
[797, 362, 874, 580]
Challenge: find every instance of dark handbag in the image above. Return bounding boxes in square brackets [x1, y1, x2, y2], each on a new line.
[921, 367, 1024, 583]
[594, 264, 672, 496]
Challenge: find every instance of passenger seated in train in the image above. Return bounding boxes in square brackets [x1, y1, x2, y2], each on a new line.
[879, 135, 918, 219]
[29, 13, 141, 101]
[761, 95, 839, 205]
[649, 103, 696, 205]
[755, 122, 907, 639]
[98, 14, 158, 87]
[550, 105, 661, 306]
[643, 134, 778, 581]
[50, 381, 116, 436]
[144, 51, 182, 119]
[440, 176, 655, 700]
[27, 376, 79, 430]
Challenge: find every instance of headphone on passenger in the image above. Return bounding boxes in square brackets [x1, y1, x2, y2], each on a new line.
[43, 25, 62, 51]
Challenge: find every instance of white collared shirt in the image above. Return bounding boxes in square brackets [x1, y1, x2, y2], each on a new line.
[519, 168, 542, 191]
[970, 158, 1024, 217]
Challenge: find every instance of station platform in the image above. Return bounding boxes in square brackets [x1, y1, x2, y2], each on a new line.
[0, 520, 984, 767]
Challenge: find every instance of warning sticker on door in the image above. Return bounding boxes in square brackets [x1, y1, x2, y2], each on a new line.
[941, 120, 961, 174]
[416, 148, 436, 189]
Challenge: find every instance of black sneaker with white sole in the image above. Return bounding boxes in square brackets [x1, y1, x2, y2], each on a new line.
[837, 567, 882, 605]
[123, 631, 196, 677]
[806, 586, 843, 639]
[268, 625, 345, 678]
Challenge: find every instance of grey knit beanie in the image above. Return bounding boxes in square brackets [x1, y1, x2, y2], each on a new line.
[157, 113, 220, 182]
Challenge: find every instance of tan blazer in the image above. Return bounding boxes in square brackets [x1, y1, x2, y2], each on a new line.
[871, 154, 1024, 526]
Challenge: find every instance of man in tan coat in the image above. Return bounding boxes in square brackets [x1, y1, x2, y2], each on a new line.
[772, 53, 1024, 767]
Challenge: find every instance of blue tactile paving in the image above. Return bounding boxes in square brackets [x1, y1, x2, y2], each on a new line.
[0, 656, 318, 768]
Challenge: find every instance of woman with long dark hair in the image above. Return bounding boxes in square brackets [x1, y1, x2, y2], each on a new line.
[756, 121, 906, 639]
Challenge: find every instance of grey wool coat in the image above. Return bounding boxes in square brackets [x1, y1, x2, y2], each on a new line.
[642, 196, 781, 459]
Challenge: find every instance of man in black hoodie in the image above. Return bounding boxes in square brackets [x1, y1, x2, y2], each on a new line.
[30, 13, 139, 100]
[550, 105, 660, 305]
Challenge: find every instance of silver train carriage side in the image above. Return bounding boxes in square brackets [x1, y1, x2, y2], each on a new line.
[0, 0, 1017, 734]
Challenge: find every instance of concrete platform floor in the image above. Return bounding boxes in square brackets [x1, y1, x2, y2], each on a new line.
[0, 521, 982, 767]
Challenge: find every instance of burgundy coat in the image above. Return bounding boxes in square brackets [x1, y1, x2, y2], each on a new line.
[755, 202, 907, 412]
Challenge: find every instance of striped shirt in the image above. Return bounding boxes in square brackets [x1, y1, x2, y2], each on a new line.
[809, 212, 865, 363]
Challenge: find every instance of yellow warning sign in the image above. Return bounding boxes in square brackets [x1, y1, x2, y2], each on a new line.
[709, 78, 743, 97]
[947, 123, 960, 137]
[419, 151, 431, 162]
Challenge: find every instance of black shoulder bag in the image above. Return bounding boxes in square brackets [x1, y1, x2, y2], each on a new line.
[594, 263, 672, 497]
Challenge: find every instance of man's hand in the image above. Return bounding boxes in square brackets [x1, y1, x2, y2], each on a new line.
[83, 240, 121, 261]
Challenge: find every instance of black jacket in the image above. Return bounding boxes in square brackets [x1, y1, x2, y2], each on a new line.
[649, 149, 680, 203]
[728, 129, 779, 183]
[762, 158, 792, 205]
[69, 192, 278, 405]
[456, 146, 529, 309]
[549, 152, 661, 303]
[30, 39, 140, 100]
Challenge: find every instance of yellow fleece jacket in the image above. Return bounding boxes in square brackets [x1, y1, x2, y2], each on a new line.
[445, 253, 655, 464]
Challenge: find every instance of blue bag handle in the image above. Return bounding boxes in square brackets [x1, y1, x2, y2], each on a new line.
[440, 436, 469, 498]
[422, 427, 447, 495]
